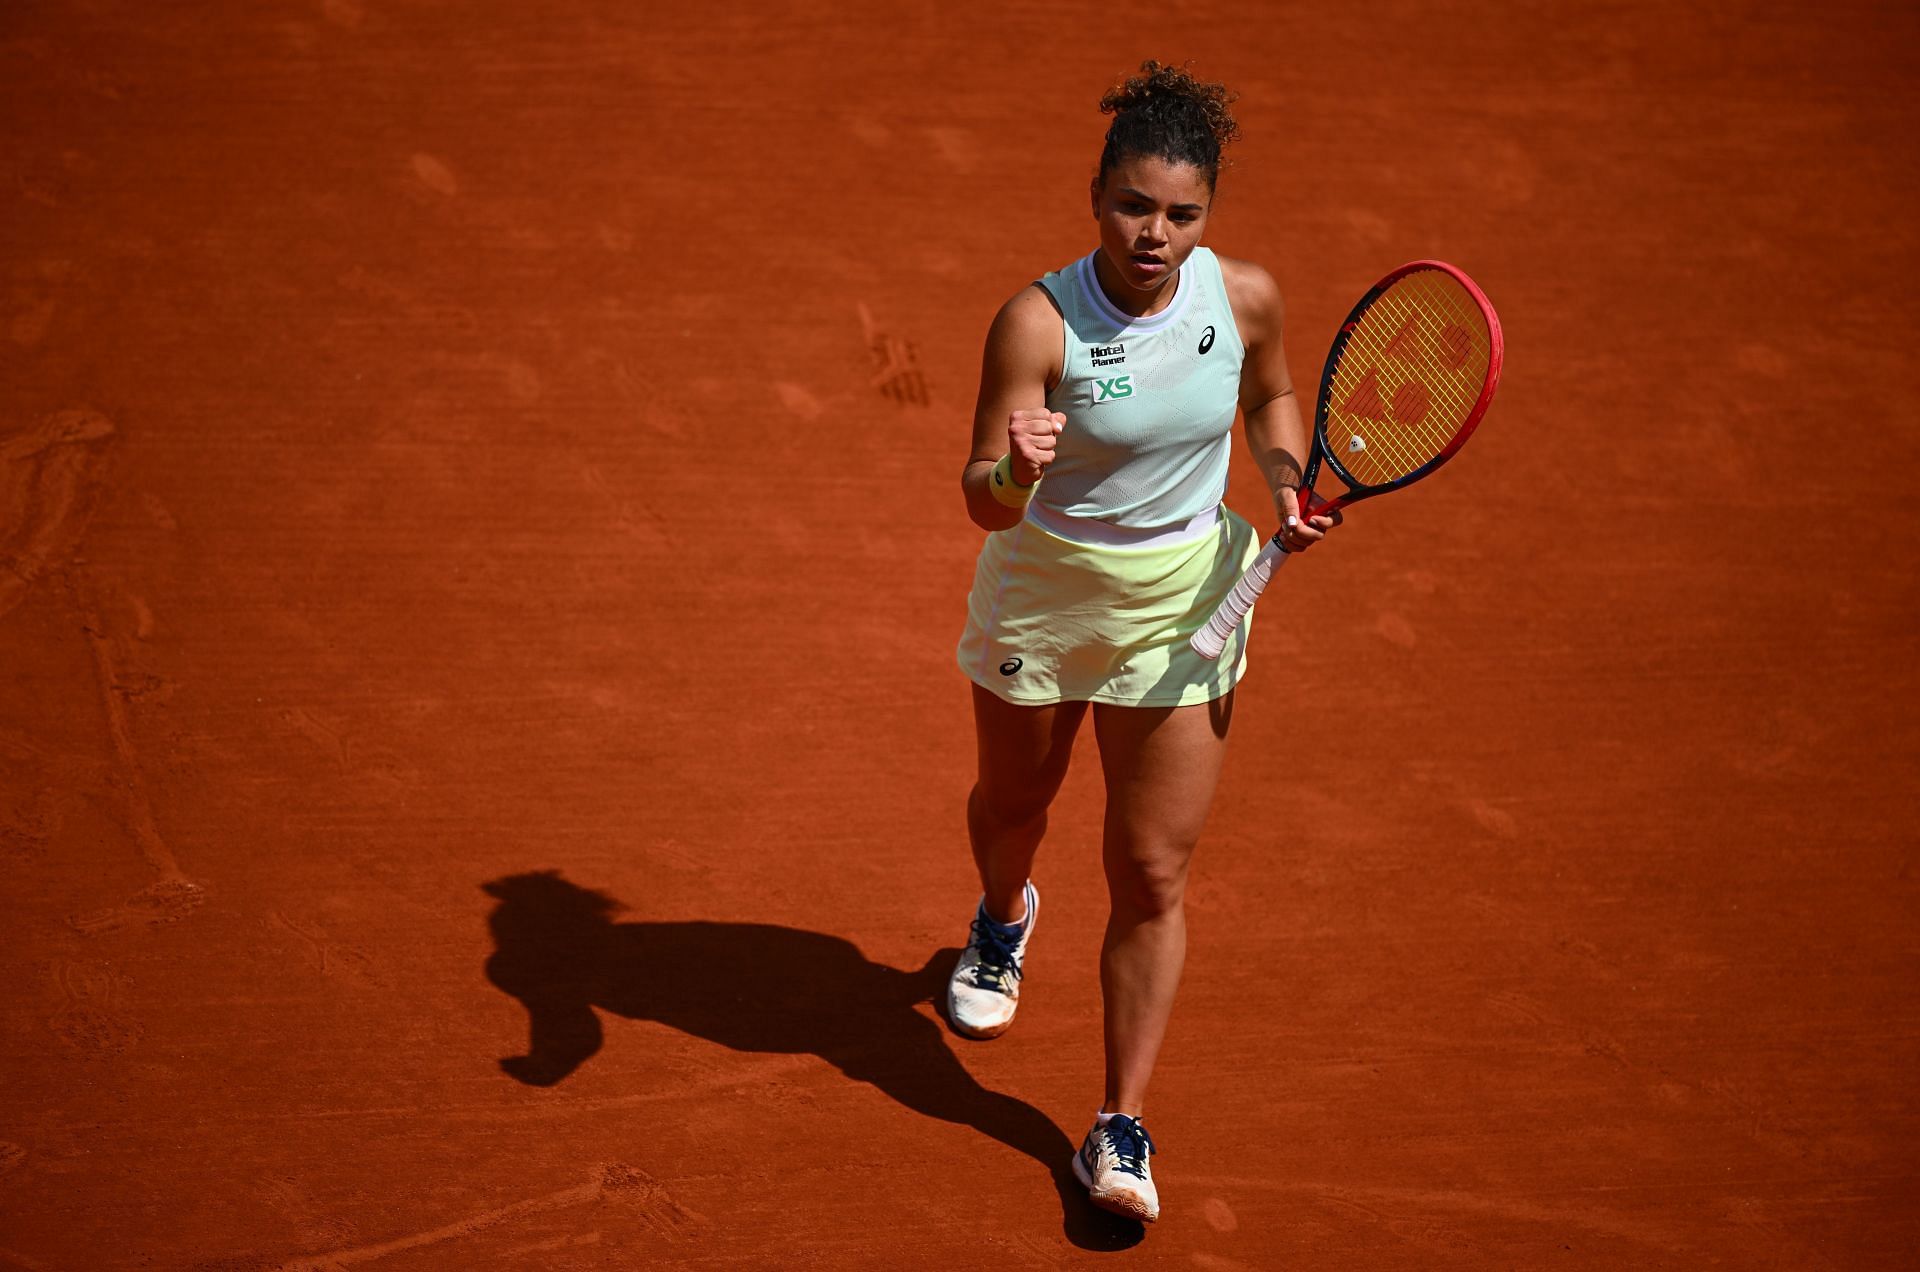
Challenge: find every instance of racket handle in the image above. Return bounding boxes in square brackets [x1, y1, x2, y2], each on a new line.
[1190, 538, 1291, 661]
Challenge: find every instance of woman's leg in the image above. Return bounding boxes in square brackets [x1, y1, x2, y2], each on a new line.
[1090, 691, 1235, 1115]
[967, 683, 1088, 924]
[948, 684, 1089, 1039]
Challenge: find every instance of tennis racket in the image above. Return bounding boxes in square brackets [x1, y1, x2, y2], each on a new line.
[1191, 260, 1504, 660]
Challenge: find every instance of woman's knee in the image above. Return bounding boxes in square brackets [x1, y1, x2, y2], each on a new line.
[1104, 845, 1193, 918]
[970, 779, 1059, 831]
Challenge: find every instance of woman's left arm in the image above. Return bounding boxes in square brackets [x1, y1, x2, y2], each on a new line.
[1223, 258, 1338, 550]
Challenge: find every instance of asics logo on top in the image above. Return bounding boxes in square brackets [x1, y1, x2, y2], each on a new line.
[999, 657, 1023, 676]
[1093, 375, 1134, 402]
[1198, 325, 1215, 355]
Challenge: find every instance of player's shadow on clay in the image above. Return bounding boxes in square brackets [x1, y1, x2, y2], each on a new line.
[482, 870, 1141, 1249]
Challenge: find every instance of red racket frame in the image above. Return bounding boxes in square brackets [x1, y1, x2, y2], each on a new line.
[1293, 259, 1505, 525]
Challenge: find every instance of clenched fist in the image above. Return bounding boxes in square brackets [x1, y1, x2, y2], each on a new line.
[1007, 408, 1067, 486]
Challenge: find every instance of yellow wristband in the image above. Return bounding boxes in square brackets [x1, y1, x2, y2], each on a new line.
[989, 453, 1037, 508]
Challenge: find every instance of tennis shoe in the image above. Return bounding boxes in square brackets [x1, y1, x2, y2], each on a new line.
[945, 882, 1037, 1039]
[1073, 1114, 1159, 1222]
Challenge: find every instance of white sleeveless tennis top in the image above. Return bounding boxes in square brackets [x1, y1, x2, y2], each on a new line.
[1031, 247, 1245, 530]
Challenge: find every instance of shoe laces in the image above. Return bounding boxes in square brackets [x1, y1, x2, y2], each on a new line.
[964, 912, 1023, 993]
[1101, 1116, 1155, 1179]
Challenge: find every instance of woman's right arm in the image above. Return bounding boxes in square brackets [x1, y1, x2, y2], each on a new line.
[960, 286, 1066, 532]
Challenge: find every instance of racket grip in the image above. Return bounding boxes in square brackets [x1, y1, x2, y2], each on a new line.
[1190, 539, 1291, 661]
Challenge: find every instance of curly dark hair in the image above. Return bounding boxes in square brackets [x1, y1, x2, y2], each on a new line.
[1095, 60, 1241, 194]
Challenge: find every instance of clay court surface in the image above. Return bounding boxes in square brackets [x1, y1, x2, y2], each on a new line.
[3, 1, 1917, 1267]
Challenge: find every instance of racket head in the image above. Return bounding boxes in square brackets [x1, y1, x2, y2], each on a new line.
[1306, 261, 1504, 510]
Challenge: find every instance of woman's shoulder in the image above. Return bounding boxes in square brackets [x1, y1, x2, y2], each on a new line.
[978, 280, 1067, 390]
[987, 280, 1065, 341]
[1212, 252, 1284, 340]
[1212, 252, 1282, 306]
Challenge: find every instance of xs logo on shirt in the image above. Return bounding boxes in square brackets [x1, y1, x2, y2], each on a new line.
[1093, 375, 1134, 403]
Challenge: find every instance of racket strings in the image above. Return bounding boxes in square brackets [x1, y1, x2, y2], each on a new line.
[1335, 280, 1483, 478]
[1325, 271, 1491, 486]
[1339, 281, 1480, 476]
[1341, 277, 1480, 472]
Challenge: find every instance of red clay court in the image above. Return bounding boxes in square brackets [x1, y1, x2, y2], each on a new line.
[3, 1, 1917, 1267]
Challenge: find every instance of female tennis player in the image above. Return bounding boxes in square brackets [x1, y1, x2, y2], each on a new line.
[948, 61, 1338, 1224]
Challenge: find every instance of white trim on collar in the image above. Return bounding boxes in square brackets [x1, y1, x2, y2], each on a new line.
[1074, 251, 1195, 332]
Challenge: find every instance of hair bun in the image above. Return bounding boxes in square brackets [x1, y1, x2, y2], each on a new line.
[1098, 60, 1239, 154]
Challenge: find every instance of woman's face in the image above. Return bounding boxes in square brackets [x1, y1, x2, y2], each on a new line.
[1091, 153, 1213, 298]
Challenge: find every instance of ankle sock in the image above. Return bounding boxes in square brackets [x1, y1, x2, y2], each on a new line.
[981, 880, 1036, 938]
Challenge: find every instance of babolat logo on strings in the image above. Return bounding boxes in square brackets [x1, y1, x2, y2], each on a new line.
[1090, 343, 1126, 368]
[1093, 375, 1134, 402]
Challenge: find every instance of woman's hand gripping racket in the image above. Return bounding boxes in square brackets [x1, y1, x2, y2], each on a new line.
[1191, 260, 1505, 659]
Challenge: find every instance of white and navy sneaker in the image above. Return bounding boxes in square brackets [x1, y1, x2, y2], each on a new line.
[1074, 1113, 1159, 1222]
[945, 882, 1038, 1040]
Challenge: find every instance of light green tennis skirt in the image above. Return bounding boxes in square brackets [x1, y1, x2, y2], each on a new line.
[956, 506, 1261, 707]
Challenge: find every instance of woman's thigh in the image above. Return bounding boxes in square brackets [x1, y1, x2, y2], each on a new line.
[1090, 692, 1235, 882]
[970, 684, 1089, 823]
